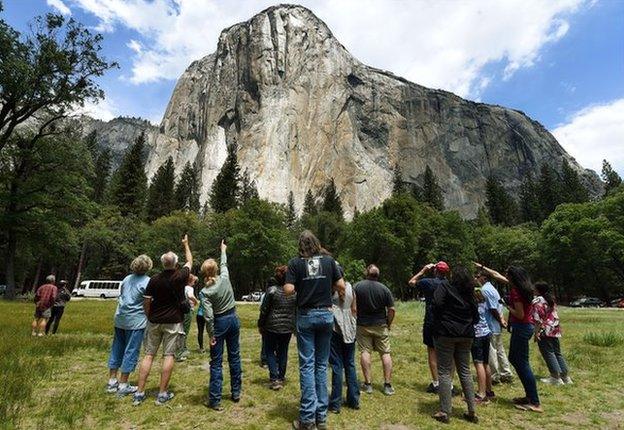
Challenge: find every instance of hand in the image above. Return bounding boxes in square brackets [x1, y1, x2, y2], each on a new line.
[408, 279, 416, 287]
[425, 263, 436, 271]
[182, 234, 189, 246]
[210, 337, 217, 347]
[220, 240, 227, 252]
[501, 319, 508, 329]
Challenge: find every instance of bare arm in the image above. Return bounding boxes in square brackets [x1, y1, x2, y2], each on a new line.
[507, 301, 524, 320]
[490, 308, 507, 328]
[143, 297, 152, 318]
[474, 262, 509, 284]
[283, 283, 295, 296]
[408, 263, 435, 286]
[333, 277, 346, 302]
[386, 307, 395, 329]
[350, 292, 357, 316]
[182, 234, 192, 268]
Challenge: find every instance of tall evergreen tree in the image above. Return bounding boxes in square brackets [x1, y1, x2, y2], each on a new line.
[286, 191, 297, 229]
[321, 178, 343, 218]
[92, 148, 111, 204]
[485, 175, 518, 226]
[537, 164, 561, 218]
[174, 162, 201, 212]
[392, 163, 406, 195]
[146, 157, 176, 221]
[209, 144, 240, 213]
[240, 169, 259, 203]
[108, 132, 148, 217]
[560, 160, 589, 203]
[303, 189, 318, 216]
[422, 165, 444, 211]
[519, 174, 541, 223]
[602, 159, 622, 196]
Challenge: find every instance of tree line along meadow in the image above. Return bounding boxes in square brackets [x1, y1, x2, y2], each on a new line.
[1, 5, 623, 302]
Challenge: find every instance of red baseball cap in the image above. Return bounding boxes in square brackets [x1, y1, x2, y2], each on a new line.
[435, 261, 450, 274]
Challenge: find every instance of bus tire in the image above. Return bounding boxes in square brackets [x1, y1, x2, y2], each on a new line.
[100, 294, 106, 299]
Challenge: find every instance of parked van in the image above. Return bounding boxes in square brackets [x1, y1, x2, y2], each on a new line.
[72, 280, 122, 299]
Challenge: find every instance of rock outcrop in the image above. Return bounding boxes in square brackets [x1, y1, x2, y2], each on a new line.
[99, 4, 602, 218]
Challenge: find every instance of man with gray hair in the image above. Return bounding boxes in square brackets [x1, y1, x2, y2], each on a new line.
[32, 275, 58, 337]
[132, 235, 193, 406]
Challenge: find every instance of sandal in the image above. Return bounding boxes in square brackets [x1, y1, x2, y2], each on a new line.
[463, 413, 479, 423]
[432, 412, 450, 424]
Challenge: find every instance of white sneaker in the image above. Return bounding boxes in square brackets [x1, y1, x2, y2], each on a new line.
[540, 377, 564, 386]
[117, 384, 138, 397]
[562, 376, 573, 385]
[106, 381, 119, 393]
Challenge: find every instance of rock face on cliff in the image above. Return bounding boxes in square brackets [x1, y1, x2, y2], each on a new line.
[134, 4, 598, 218]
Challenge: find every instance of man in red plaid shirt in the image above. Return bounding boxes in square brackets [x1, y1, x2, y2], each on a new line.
[32, 275, 58, 337]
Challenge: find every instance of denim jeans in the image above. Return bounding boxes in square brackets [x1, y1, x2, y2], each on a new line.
[265, 331, 292, 381]
[296, 308, 333, 425]
[509, 323, 540, 404]
[329, 331, 360, 411]
[538, 336, 569, 377]
[209, 310, 242, 406]
[108, 327, 145, 374]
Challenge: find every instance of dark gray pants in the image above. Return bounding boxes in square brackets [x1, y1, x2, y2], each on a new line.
[434, 336, 475, 415]
[537, 337, 569, 378]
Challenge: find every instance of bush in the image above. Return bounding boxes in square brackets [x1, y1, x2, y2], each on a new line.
[583, 331, 624, 347]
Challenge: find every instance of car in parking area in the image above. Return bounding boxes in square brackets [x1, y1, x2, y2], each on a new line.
[569, 297, 606, 308]
[241, 291, 263, 302]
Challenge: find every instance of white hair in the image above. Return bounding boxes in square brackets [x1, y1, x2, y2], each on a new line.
[45, 274, 56, 284]
[160, 252, 179, 269]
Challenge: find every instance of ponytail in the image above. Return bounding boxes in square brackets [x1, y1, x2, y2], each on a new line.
[201, 259, 219, 287]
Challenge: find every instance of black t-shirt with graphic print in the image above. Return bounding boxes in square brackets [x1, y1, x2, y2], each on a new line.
[286, 255, 342, 309]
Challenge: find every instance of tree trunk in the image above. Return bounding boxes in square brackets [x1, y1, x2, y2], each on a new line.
[4, 229, 17, 300]
[74, 242, 87, 291]
[32, 260, 43, 292]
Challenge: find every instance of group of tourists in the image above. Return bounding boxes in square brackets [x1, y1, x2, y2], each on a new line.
[31, 229, 573, 427]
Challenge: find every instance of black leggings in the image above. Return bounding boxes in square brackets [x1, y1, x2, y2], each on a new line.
[45, 306, 65, 334]
[197, 313, 205, 349]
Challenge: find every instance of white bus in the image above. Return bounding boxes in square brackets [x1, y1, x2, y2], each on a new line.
[72, 280, 122, 299]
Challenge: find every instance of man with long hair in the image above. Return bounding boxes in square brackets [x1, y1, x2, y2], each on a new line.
[284, 230, 345, 430]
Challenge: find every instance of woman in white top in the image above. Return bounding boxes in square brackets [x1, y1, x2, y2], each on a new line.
[176, 274, 199, 361]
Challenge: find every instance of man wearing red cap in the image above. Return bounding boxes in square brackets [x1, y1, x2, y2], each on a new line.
[409, 261, 450, 394]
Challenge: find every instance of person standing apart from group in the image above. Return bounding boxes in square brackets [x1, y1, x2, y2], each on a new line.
[32, 275, 58, 337]
[200, 239, 242, 411]
[257, 265, 296, 390]
[106, 255, 153, 396]
[133, 235, 193, 406]
[284, 230, 345, 430]
[45, 280, 71, 335]
[354, 264, 396, 396]
[475, 270, 513, 384]
[408, 261, 450, 393]
[532, 281, 572, 386]
[328, 264, 360, 413]
[476, 263, 543, 413]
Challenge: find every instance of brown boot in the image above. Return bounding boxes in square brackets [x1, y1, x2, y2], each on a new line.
[292, 420, 316, 430]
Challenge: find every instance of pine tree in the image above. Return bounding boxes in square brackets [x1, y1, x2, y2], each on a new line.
[537, 164, 561, 218]
[146, 157, 176, 221]
[286, 191, 297, 229]
[303, 189, 318, 216]
[174, 162, 201, 212]
[485, 175, 518, 226]
[560, 160, 589, 203]
[108, 132, 148, 217]
[240, 169, 259, 203]
[209, 144, 240, 213]
[92, 148, 111, 204]
[422, 165, 444, 211]
[519, 174, 541, 223]
[392, 163, 406, 195]
[321, 178, 343, 218]
[410, 183, 423, 202]
[602, 159, 622, 196]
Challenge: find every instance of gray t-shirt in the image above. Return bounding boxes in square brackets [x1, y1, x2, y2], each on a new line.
[354, 279, 394, 326]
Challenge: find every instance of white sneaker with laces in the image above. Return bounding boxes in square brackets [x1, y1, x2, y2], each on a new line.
[540, 377, 564, 385]
[117, 384, 138, 396]
[106, 381, 119, 393]
[562, 376, 573, 385]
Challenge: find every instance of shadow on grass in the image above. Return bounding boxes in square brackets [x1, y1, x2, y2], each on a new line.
[266, 399, 299, 424]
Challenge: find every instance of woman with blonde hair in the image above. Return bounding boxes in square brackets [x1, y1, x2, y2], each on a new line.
[199, 240, 242, 410]
[106, 254, 153, 396]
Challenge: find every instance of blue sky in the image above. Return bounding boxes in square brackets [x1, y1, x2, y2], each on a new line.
[4, 0, 624, 174]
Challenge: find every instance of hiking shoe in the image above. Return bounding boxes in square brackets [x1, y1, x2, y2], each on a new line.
[485, 390, 496, 400]
[540, 377, 564, 386]
[463, 412, 479, 423]
[175, 355, 187, 363]
[562, 376, 573, 385]
[207, 403, 224, 411]
[132, 392, 146, 406]
[474, 394, 490, 405]
[329, 407, 340, 414]
[270, 380, 283, 391]
[106, 381, 119, 393]
[316, 420, 328, 430]
[362, 382, 373, 394]
[383, 383, 395, 396]
[231, 394, 241, 403]
[116, 384, 138, 397]
[292, 420, 316, 430]
[512, 396, 530, 405]
[432, 412, 450, 424]
[491, 378, 501, 385]
[426, 382, 439, 394]
[155, 391, 175, 405]
[500, 375, 514, 384]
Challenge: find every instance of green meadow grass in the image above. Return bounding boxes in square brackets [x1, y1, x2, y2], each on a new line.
[1, 300, 623, 429]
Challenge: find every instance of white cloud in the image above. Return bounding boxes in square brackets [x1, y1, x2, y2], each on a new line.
[74, 98, 118, 122]
[68, 0, 586, 96]
[47, 0, 72, 15]
[552, 99, 624, 175]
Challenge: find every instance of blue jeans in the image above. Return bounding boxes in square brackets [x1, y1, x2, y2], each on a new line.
[209, 310, 242, 406]
[329, 331, 360, 411]
[538, 337, 569, 377]
[296, 309, 333, 424]
[509, 323, 540, 405]
[265, 331, 292, 381]
[108, 327, 145, 374]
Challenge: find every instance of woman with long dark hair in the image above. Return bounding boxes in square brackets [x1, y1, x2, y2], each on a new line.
[431, 265, 479, 424]
[532, 282, 572, 385]
[475, 263, 543, 413]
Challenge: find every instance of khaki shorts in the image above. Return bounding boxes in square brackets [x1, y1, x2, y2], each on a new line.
[144, 322, 184, 356]
[34, 307, 52, 319]
[357, 325, 391, 355]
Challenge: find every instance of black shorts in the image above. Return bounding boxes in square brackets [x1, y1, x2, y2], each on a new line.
[423, 324, 435, 348]
[471, 335, 491, 364]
